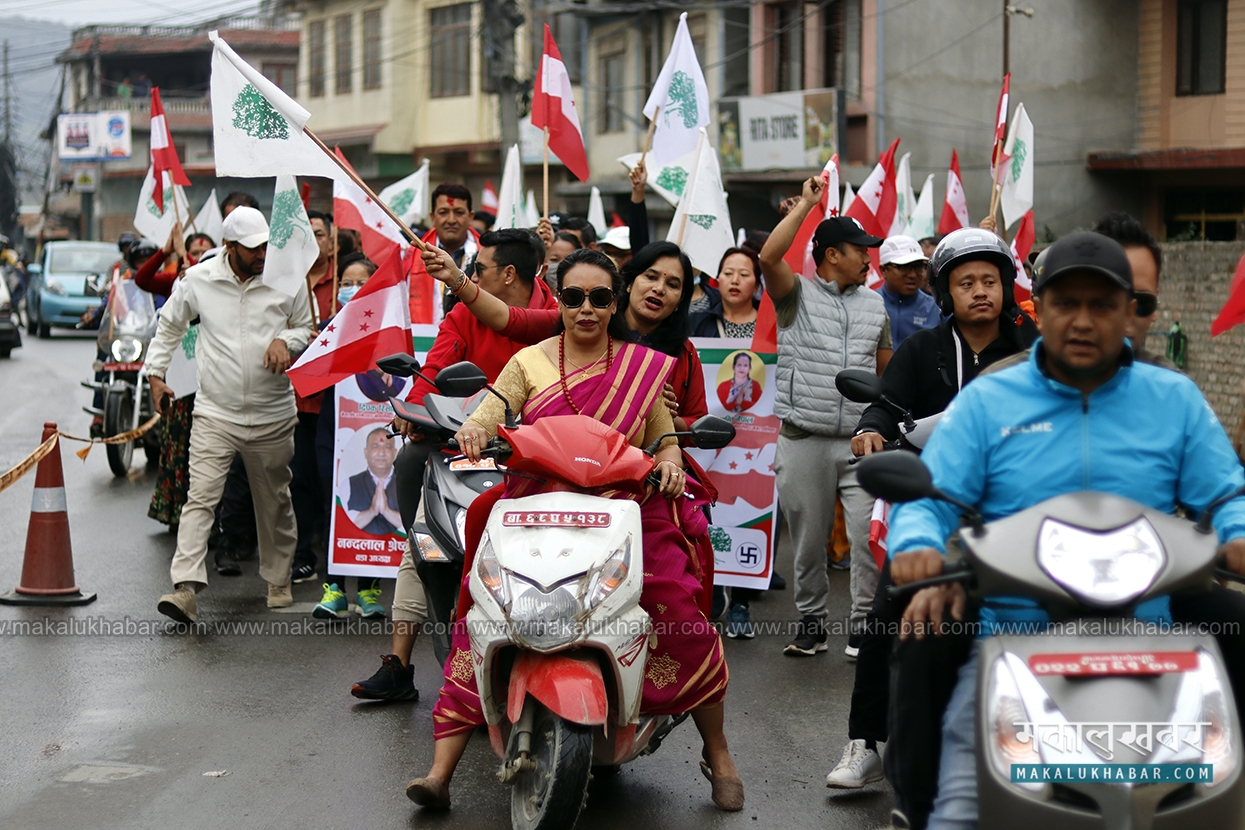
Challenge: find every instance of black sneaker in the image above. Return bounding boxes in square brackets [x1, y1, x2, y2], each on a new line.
[351, 654, 419, 701]
[291, 563, 318, 584]
[845, 632, 863, 660]
[784, 615, 828, 656]
[214, 545, 242, 577]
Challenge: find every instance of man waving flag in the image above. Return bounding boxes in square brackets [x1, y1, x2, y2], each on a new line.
[531, 24, 589, 182]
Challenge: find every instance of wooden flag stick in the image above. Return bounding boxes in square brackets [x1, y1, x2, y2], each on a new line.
[303, 126, 431, 252]
[543, 127, 550, 221]
[675, 212, 689, 247]
[639, 106, 660, 170]
[330, 222, 339, 316]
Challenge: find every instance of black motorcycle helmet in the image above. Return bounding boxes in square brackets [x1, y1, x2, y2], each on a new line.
[126, 238, 159, 270]
[929, 228, 1017, 317]
[117, 231, 141, 254]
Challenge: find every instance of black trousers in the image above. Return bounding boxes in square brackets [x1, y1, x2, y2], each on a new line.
[394, 439, 435, 532]
[218, 454, 256, 548]
[290, 412, 324, 570]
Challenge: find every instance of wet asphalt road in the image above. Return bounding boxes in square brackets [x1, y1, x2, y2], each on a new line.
[0, 331, 894, 830]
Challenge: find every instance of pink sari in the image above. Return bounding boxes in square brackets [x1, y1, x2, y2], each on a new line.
[432, 342, 729, 740]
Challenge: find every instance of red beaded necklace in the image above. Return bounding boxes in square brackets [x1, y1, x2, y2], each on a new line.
[559, 332, 612, 414]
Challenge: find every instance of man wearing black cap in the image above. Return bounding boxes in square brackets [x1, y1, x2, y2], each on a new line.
[759, 176, 893, 657]
[886, 232, 1245, 828]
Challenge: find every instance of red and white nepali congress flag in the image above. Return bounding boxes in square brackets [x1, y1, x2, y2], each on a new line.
[783, 154, 841, 279]
[149, 88, 191, 213]
[991, 73, 1011, 176]
[868, 499, 890, 571]
[532, 24, 590, 183]
[287, 245, 412, 398]
[332, 147, 407, 261]
[1009, 209, 1036, 303]
[482, 181, 499, 212]
[845, 138, 899, 289]
[938, 149, 970, 235]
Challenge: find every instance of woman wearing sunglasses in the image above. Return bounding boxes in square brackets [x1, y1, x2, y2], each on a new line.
[406, 248, 744, 812]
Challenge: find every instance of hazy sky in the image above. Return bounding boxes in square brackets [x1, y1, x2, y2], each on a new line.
[4, 0, 262, 27]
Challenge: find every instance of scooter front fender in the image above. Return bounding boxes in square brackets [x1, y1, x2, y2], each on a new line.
[506, 651, 608, 727]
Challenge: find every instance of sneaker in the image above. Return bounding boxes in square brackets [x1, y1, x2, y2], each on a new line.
[291, 563, 318, 584]
[356, 586, 386, 619]
[845, 632, 863, 660]
[312, 583, 348, 619]
[825, 739, 883, 789]
[214, 545, 241, 577]
[725, 603, 755, 639]
[157, 584, 198, 623]
[783, 615, 827, 656]
[828, 555, 851, 571]
[267, 581, 294, 609]
[351, 654, 419, 701]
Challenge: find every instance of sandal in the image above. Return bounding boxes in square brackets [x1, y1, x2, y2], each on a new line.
[699, 760, 745, 811]
[405, 776, 451, 809]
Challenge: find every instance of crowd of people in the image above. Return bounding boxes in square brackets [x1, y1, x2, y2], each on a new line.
[81, 164, 1245, 828]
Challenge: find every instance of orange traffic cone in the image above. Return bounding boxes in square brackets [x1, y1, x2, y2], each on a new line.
[0, 423, 96, 606]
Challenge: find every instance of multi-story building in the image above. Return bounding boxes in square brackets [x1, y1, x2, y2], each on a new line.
[52, 14, 300, 242]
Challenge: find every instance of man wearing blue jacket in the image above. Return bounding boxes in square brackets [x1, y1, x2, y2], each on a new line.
[887, 232, 1245, 829]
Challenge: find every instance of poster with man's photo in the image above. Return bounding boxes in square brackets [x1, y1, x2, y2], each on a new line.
[327, 325, 437, 579]
[686, 338, 779, 591]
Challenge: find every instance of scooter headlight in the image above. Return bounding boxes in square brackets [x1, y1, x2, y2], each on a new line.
[985, 654, 1045, 792]
[1036, 517, 1165, 607]
[413, 532, 450, 563]
[583, 536, 632, 611]
[111, 336, 143, 362]
[508, 581, 582, 651]
[476, 537, 508, 608]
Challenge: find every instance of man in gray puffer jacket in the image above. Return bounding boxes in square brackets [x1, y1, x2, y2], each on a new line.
[759, 176, 892, 658]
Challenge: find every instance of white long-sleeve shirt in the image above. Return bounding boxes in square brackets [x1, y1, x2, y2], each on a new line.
[146, 252, 314, 426]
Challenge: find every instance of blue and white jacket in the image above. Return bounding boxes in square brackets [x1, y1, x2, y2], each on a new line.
[888, 341, 1245, 632]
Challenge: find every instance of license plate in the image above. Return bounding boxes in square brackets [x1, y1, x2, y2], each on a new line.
[104, 362, 143, 372]
[1028, 651, 1200, 676]
[502, 511, 612, 528]
[449, 457, 496, 471]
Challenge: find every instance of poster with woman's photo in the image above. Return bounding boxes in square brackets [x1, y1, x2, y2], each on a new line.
[686, 338, 779, 591]
[327, 325, 436, 579]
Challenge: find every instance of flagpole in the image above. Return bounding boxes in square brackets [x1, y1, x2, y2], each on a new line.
[542, 127, 550, 221]
[303, 126, 431, 252]
[639, 106, 659, 169]
[330, 222, 339, 317]
[179, 185, 199, 234]
[675, 213, 689, 247]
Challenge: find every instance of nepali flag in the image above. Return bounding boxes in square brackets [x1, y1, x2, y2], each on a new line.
[332, 147, 407, 261]
[783, 154, 841, 280]
[532, 24, 590, 182]
[990, 73, 1011, 176]
[287, 244, 413, 398]
[1009, 210, 1036, 303]
[845, 138, 900, 289]
[868, 499, 890, 571]
[938, 149, 970, 235]
[1211, 252, 1245, 336]
[149, 88, 191, 213]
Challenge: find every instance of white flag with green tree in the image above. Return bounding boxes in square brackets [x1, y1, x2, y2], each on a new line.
[617, 149, 698, 208]
[523, 190, 541, 228]
[1000, 102, 1034, 230]
[903, 174, 937, 241]
[494, 145, 527, 229]
[192, 188, 224, 245]
[133, 166, 190, 244]
[210, 31, 341, 180]
[588, 186, 608, 237]
[378, 159, 430, 226]
[263, 174, 321, 299]
[642, 13, 710, 168]
[889, 152, 916, 235]
[666, 129, 734, 276]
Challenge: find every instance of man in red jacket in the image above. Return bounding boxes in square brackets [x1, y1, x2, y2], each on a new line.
[350, 227, 556, 701]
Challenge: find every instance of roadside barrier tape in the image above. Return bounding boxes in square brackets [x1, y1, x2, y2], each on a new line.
[0, 432, 58, 496]
[31, 487, 68, 513]
[57, 414, 163, 461]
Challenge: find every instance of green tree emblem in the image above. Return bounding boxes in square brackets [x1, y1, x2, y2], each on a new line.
[269, 189, 310, 250]
[388, 188, 416, 216]
[180, 324, 198, 359]
[663, 70, 700, 129]
[145, 194, 163, 218]
[655, 165, 688, 197]
[709, 525, 733, 554]
[232, 83, 289, 140]
[687, 214, 715, 230]
[1009, 138, 1027, 183]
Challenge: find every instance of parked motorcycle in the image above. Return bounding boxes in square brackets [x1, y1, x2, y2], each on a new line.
[376, 353, 498, 666]
[429, 360, 736, 830]
[81, 277, 162, 476]
[857, 451, 1245, 828]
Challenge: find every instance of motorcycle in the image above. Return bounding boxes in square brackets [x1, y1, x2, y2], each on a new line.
[81, 277, 161, 476]
[857, 451, 1245, 829]
[835, 368, 941, 454]
[432, 360, 736, 830]
[376, 352, 499, 666]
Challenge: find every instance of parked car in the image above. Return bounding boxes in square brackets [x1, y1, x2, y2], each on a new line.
[0, 276, 21, 358]
[26, 241, 120, 338]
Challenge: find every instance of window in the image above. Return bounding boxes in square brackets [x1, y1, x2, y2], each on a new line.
[309, 20, 326, 97]
[774, 2, 803, 92]
[1164, 187, 1244, 241]
[430, 4, 472, 98]
[723, 6, 750, 98]
[263, 62, 298, 96]
[1177, 0, 1226, 96]
[600, 50, 625, 133]
[363, 8, 382, 89]
[335, 14, 353, 95]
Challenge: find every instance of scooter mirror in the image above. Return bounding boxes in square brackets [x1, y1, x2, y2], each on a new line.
[689, 415, 736, 450]
[375, 353, 422, 378]
[435, 361, 489, 397]
[835, 369, 882, 404]
[856, 452, 937, 503]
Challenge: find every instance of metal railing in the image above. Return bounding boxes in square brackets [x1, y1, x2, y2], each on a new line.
[69, 14, 301, 42]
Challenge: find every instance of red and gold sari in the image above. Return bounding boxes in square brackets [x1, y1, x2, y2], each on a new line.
[432, 341, 728, 740]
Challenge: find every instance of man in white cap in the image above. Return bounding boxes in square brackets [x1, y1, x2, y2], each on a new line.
[598, 226, 632, 268]
[145, 205, 314, 623]
[878, 234, 940, 349]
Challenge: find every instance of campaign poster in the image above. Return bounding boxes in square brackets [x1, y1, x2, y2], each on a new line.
[327, 325, 437, 579]
[686, 338, 779, 591]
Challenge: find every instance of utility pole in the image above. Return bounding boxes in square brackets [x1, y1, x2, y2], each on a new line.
[484, 0, 525, 155]
[2, 41, 11, 145]
[1003, 4, 1035, 78]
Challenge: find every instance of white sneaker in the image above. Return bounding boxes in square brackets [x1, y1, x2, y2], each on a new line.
[825, 738, 883, 789]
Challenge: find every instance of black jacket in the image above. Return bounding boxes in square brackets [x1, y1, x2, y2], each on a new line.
[853, 314, 1039, 441]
